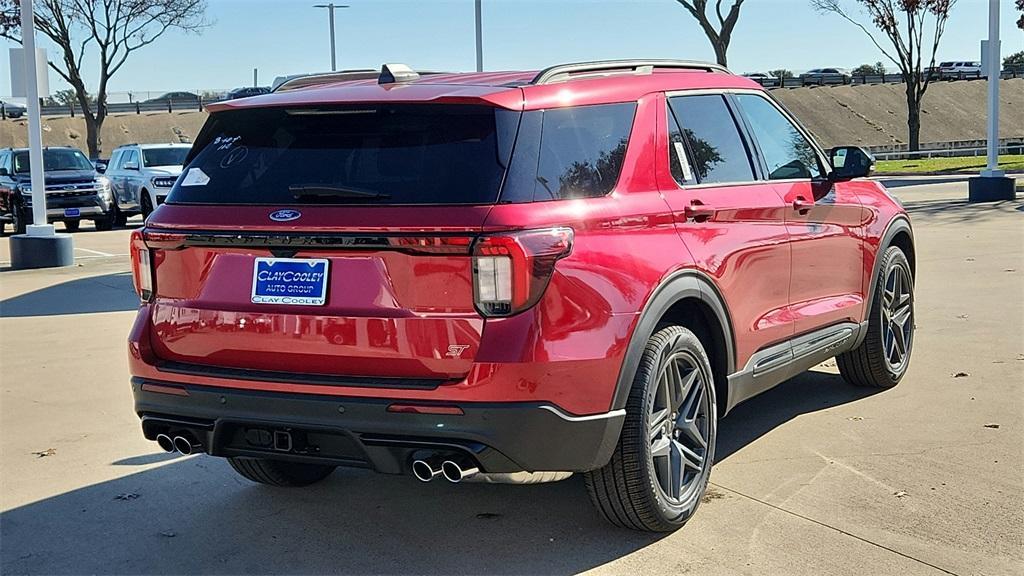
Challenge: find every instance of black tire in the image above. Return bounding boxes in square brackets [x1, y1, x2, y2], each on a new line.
[228, 457, 336, 487]
[584, 325, 717, 532]
[141, 191, 154, 220]
[64, 219, 81, 232]
[111, 201, 127, 228]
[12, 203, 27, 235]
[93, 214, 114, 231]
[838, 246, 914, 388]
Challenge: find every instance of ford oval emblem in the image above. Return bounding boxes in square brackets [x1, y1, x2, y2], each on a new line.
[269, 209, 301, 222]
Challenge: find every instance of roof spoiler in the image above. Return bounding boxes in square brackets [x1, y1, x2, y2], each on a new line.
[531, 59, 730, 85]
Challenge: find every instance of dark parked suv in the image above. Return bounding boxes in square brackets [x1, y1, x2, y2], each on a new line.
[0, 146, 115, 233]
[129, 60, 915, 531]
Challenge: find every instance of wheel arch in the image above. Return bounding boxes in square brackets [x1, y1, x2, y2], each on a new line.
[866, 215, 915, 309]
[856, 214, 914, 347]
[611, 270, 735, 418]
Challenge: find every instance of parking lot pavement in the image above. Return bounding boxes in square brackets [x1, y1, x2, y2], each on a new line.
[1, 182, 1021, 576]
[0, 216, 143, 268]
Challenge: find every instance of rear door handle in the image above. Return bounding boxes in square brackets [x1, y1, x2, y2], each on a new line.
[792, 197, 811, 214]
[684, 200, 715, 222]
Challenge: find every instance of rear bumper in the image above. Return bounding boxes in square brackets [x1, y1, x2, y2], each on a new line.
[133, 378, 624, 474]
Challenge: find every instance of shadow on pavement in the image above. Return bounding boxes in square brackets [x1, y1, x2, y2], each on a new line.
[716, 369, 880, 462]
[0, 368, 877, 575]
[900, 197, 1022, 224]
[0, 272, 138, 318]
[877, 176, 971, 188]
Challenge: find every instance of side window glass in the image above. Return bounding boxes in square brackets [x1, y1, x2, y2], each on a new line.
[0, 152, 9, 173]
[668, 94, 754, 184]
[666, 106, 695, 185]
[125, 150, 138, 167]
[736, 94, 824, 180]
[109, 151, 122, 170]
[533, 102, 636, 200]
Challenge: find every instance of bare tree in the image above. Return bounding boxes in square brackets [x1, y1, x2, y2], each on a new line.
[672, 0, 747, 67]
[1017, 0, 1023, 30]
[812, 0, 956, 151]
[0, 0, 208, 158]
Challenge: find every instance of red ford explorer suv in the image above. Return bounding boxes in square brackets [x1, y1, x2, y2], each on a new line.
[129, 60, 915, 531]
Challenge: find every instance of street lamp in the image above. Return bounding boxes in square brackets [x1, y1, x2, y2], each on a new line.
[969, 0, 1015, 202]
[475, 0, 483, 72]
[313, 3, 349, 72]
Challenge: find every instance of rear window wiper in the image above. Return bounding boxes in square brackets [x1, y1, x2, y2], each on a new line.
[289, 184, 390, 200]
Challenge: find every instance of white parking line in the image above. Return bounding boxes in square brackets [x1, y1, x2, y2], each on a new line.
[74, 247, 116, 257]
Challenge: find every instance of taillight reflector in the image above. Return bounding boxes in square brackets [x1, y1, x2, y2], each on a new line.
[472, 227, 573, 317]
[387, 403, 465, 416]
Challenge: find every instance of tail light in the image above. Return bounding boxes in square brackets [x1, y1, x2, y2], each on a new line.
[130, 230, 154, 302]
[472, 227, 573, 317]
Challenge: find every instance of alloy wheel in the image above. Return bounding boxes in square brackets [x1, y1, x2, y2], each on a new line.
[649, 351, 710, 505]
[881, 263, 913, 373]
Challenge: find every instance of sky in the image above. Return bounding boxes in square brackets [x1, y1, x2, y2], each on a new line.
[1, 0, 1022, 98]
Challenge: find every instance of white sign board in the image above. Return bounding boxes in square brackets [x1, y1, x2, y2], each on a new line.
[9, 47, 50, 98]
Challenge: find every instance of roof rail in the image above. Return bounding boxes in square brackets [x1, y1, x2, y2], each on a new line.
[531, 59, 730, 85]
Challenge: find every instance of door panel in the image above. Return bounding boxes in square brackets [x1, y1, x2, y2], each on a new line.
[732, 92, 866, 336]
[776, 180, 866, 334]
[660, 93, 794, 369]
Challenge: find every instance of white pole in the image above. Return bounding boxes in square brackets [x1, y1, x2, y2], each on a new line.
[328, 3, 337, 72]
[19, 0, 52, 237]
[982, 0, 1001, 176]
[474, 0, 483, 72]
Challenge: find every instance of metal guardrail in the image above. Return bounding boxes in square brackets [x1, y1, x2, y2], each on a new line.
[2, 70, 1022, 119]
[872, 144, 1024, 161]
[752, 69, 1023, 89]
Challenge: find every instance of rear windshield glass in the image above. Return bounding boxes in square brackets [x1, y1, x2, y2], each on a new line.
[143, 148, 189, 167]
[168, 104, 515, 206]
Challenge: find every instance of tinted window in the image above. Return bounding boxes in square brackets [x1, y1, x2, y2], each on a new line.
[13, 148, 93, 172]
[142, 147, 189, 167]
[736, 94, 823, 180]
[667, 108, 695, 186]
[668, 95, 754, 184]
[533, 103, 635, 200]
[169, 104, 513, 206]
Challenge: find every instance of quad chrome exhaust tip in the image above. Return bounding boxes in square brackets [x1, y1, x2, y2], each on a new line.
[155, 434, 175, 453]
[411, 456, 444, 482]
[173, 435, 200, 455]
[441, 459, 480, 483]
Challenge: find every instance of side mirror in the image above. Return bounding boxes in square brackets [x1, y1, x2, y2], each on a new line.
[829, 146, 875, 179]
[94, 163, 106, 174]
[123, 161, 139, 171]
[0, 167, 7, 176]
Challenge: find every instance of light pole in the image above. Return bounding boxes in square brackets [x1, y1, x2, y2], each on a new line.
[475, 0, 483, 72]
[968, 0, 1015, 202]
[313, 3, 349, 72]
[10, 0, 74, 269]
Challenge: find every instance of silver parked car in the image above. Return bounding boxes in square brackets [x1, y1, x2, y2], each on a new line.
[102, 143, 190, 224]
[799, 68, 852, 85]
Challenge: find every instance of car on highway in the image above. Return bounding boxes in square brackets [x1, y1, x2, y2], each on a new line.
[799, 67, 852, 85]
[225, 86, 272, 100]
[128, 60, 916, 532]
[143, 91, 200, 103]
[104, 143, 190, 223]
[0, 146, 115, 233]
[938, 61, 984, 78]
[1, 99, 26, 119]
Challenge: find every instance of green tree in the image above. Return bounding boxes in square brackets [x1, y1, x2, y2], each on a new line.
[852, 61, 887, 76]
[1005, 51, 1024, 70]
[812, 0, 957, 151]
[672, 0, 747, 67]
[0, 0, 209, 158]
